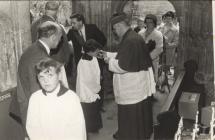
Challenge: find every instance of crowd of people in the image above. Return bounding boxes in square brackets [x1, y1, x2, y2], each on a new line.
[9, 1, 179, 140]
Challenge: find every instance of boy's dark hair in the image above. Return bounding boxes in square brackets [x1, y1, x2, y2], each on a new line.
[81, 39, 102, 60]
[165, 11, 175, 19]
[83, 39, 102, 53]
[35, 57, 62, 75]
[70, 13, 85, 24]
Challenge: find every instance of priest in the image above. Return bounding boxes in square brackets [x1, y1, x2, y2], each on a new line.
[102, 12, 156, 140]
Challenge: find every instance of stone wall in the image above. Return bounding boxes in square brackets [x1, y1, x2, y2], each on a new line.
[0, 1, 31, 92]
[0, 1, 31, 139]
[30, 0, 72, 26]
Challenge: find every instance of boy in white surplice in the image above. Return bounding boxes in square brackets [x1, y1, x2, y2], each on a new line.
[26, 57, 86, 140]
[76, 39, 103, 133]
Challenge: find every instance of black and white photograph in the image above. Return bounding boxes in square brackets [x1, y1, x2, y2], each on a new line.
[0, 0, 214, 140]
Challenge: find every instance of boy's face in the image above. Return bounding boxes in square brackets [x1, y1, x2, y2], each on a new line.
[87, 49, 100, 57]
[37, 67, 59, 93]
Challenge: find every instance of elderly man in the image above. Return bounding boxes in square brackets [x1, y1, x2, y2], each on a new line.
[103, 12, 156, 140]
[31, 1, 71, 65]
[15, 21, 66, 132]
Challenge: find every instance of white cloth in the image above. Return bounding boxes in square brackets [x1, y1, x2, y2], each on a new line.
[76, 57, 101, 103]
[107, 52, 156, 105]
[26, 85, 86, 140]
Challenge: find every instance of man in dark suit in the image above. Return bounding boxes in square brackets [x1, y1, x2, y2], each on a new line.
[15, 21, 64, 131]
[67, 13, 107, 111]
[67, 13, 107, 65]
[31, 1, 71, 65]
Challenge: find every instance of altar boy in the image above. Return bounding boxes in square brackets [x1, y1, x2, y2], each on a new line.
[26, 57, 86, 140]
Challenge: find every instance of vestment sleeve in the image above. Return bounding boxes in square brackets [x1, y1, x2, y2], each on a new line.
[107, 52, 117, 58]
[108, 59, 127, 74]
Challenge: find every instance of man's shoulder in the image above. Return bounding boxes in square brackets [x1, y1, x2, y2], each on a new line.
[19, 42, 47, 65]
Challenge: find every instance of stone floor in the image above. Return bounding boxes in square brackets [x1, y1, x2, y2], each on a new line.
[87, 91, 169, 140]
[88, 97, 118, 140]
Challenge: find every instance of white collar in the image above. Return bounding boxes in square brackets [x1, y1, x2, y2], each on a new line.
[46, 83, 61, 97]
[39, 40, 50, 55]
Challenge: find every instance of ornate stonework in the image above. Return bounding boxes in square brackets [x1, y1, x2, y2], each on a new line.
[30, 1, 72, 26]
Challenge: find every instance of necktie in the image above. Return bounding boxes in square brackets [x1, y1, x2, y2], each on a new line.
[79, 30, 85, 53]
[79, 30, 85, 41]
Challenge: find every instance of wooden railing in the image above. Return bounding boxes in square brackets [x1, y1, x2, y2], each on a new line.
[160, 71, 185, 112]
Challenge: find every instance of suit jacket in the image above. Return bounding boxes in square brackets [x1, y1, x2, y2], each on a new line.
[31, 15, 72, 64]
[67, 24, 107, 65]
[13, 41, 50, 126]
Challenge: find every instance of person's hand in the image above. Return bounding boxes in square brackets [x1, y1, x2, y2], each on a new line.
[96, 51, 104, 59]
[146, 40, 156, 52]
[96, 50, 107, 59]
[104, 57, 110, 64]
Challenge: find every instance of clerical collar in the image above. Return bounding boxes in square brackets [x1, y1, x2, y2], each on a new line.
[39, 40, 50, 55]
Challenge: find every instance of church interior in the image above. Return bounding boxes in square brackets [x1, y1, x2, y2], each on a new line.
[0, 0, 214, 140]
